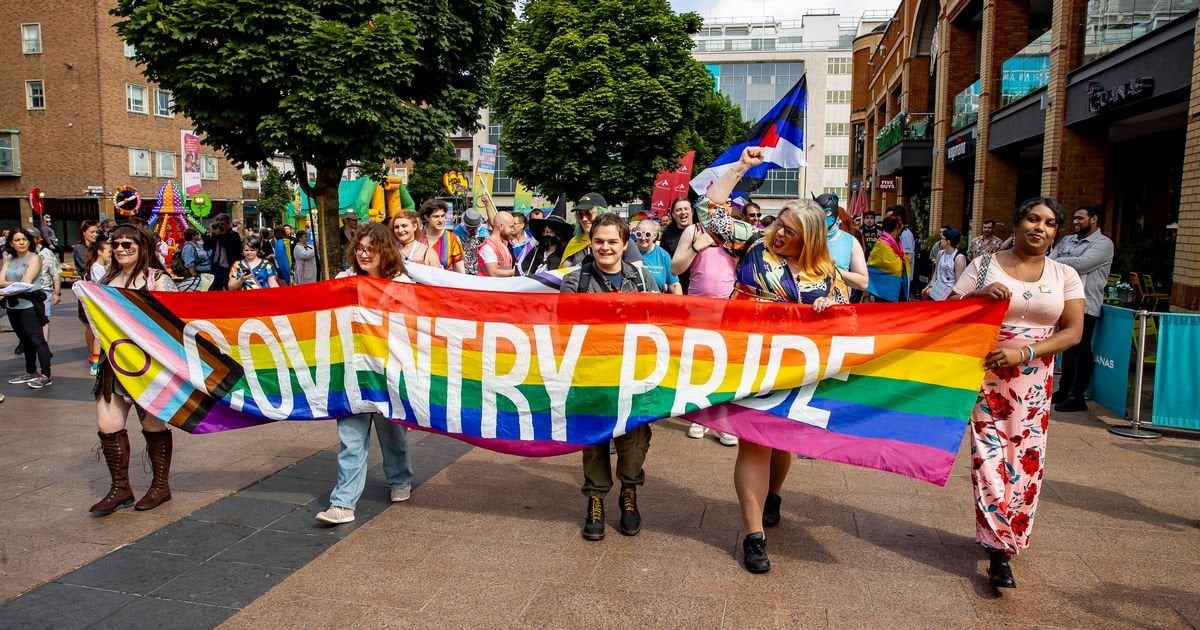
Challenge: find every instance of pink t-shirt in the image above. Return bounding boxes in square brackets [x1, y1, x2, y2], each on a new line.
[687, 244, 737, 298]
[954, 255, 1084, 327]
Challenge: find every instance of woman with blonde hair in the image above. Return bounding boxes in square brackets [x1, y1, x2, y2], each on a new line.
[390, 211, 439, 266]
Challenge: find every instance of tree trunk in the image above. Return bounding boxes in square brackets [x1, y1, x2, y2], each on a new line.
[314, 166, 345, 281]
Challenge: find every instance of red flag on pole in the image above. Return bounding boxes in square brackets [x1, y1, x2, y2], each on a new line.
[648, 151, 695, 219]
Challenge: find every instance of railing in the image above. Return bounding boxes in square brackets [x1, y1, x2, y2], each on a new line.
[951, 80, 981, 131]
[693, 37, 850, 51]
[875, 112, 933, 154]
[1000, 32, 1052, 106]
[1082, 0, 1199, 64]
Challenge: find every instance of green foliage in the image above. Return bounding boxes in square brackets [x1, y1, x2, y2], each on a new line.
[256, 166, 292, 226]
[490, 0, 746, 203]
[408, 141, 470, 205]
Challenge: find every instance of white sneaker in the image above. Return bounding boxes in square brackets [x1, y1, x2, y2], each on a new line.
[315, 506, 355, 524]
[717, 432, 739, 447]
[686, 424, 708, 439]
[390, 486, 411, 503]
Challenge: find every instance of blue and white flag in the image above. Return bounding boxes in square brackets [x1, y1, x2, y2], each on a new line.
[691, 76, 808, 196]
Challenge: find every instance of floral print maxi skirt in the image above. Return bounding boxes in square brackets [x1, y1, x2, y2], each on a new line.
[971, 324, 1056, 554]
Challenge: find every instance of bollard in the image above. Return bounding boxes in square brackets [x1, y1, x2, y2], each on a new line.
[1109, 310, 1161, 440]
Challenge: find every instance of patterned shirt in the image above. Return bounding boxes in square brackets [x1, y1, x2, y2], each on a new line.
[968, 234, 1003, 261]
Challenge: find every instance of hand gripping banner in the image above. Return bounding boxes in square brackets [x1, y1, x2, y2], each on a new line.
[75, 278, 1006, 486]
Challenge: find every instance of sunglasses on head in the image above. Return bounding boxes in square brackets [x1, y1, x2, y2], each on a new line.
[112, 240, 137, 250]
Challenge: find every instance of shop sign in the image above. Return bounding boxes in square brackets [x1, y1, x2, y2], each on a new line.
[946, 130, 975, 163]
[1088, 77, 1154, 112]
[877, 175, 897, 191]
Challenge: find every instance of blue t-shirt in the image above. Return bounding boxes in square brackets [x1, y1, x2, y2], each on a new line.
[639, 245, 679, 291]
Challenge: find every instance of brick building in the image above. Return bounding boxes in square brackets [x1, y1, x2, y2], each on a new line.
[1, 2, 246, 252]
[850, 0, 1200, 311]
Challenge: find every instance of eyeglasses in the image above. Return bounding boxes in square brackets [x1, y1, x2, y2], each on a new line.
[353, 246, 374, 256]
[777, 223, 799, 239]
[632, 230, 656, 239]
[112, 241, 137, 250]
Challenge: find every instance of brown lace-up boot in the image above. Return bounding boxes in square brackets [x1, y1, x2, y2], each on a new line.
[90, 430, 134, 516]
[135, 429, 172, 511]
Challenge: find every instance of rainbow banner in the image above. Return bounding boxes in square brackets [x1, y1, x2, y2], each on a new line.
[74, 278, 1005, 485]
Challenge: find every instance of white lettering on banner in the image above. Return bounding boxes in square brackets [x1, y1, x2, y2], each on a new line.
[182, 319, 229, 391]
[481, 322, 533, 439]
[734, 334, 766, 399]
[335, 306, 380, 413]
[272, 312, 331, 417]
[735, 335, 821, 414]
[534, 324, 589, 441]
[238, 319, 294, 419]
[616, 324, 670, 435]
[672, 328, 729, 416]
[385, 314, 434, 425]
[434, 318, 478, 434]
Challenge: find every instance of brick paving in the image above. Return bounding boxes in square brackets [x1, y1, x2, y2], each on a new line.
[2, 294, 1199, 628]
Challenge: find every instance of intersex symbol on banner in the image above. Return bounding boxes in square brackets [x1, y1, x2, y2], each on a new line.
[442, 171, 468, 195]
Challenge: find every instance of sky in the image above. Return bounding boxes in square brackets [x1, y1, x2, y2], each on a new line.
[669, 0, 899, 21]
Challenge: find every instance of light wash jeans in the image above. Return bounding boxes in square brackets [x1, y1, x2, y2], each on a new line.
[329, 413, 413, 509]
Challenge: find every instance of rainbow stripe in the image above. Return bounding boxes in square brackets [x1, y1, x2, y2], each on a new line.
[75, 274, 1005, 485]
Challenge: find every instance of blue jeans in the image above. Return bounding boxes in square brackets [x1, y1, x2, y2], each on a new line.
[329, 413, 413, 509]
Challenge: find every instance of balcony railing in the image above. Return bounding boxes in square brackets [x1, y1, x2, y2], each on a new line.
[952, 80, 981, 131]
[1082, 0, 1199, 64]
[876, 112, 933, 154]
[1000, 32, 1052, 106]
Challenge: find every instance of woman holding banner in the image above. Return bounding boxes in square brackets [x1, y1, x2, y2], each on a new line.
[315, 223, 415, 524]
[952, 197, 1084, 589]
[90, 224, 178, 516]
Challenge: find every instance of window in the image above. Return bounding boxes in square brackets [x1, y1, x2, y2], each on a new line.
[827, 58, 852, 75]
[126, 84, 147, 113]
[129, 148, 151, 176]
[388, 166, 408, 182]
[823, 187, 848, 200]
[25, 80, 45, 110]
[824, 155, 848, 169]
[826, 90, 851, 104]
[155, 151, 176, 177]
[825, 122, 850, 136]
[201, 155, 218, 180]
[21, 24, 41, 54]
[154, 89, 173, 117]
[123, 42, 136, 58]
[0, 132, 21, 176]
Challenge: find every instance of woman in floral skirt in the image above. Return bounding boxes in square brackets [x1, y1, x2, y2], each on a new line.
[952, 196, 1084, 589]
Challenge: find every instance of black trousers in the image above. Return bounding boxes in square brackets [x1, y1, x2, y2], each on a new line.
[8, 307, 51, 376]
[1059, 313, 1098, 398]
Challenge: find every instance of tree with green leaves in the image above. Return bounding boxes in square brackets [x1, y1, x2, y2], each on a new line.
[256, 166, 292, 227]
[490, 0, 747, 204]
[407, 141, 470, 205]
[113, 0, 514, 275]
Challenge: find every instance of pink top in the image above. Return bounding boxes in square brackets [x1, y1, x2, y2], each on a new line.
[687, 243, 737, 299]
[954, 256, 1084, 328]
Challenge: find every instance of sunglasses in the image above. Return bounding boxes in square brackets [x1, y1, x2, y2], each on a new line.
[112, 240, 137, 250]
[747, 213, 761, 218]
[632, 230, 656, 239]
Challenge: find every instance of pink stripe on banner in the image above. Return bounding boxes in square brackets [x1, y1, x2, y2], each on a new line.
[685, 405, 959, 486]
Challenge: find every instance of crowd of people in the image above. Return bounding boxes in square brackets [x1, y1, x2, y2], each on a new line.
[1, 145, 1111, 585]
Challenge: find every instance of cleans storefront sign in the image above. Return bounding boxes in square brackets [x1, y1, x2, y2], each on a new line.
[1087, 77, 1154, 112]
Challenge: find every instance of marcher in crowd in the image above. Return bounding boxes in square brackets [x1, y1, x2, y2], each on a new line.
[866, 216, 910, 303]
[517, 206, 573, 275]
[180, 228, 211, 278]
[73, 221, 99, 281]
[40, 214, 59, 252]
[390, 211, 439, 267]
[228, 235, 280, 290]
[659, 197, 694, 291]
[511, 211, 533, 260]
[926, 228, 966, 301]
[292, 230, 318, 284]
[477, 211, 517, 277]
[36, 235, 62, 343]
[1049, 204, 1115, 412]
[561, 213, 659, 541]
[885, 205, 916, 271]
[272, 225, 292, 285]
[337, 209, 360, 267]
[951, 196, 1084, 589]
[1, 228, 52, 389]
[860, 211, 881, 256]
[967, 219, 1004, 260]
[744, 202, 764, 231]
[204, 213, 241, 291]
[454, 209, 489, 275]
[815, 193, 869, 296]
[420, 199, 466, 273]
[90, 224, 178, 516]
[316, 222, 415, 525]
[632, 220, 682, 294]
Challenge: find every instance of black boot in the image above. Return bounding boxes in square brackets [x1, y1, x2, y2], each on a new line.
[582, 495, 605, 541]
[742, 532, 770, 574]
[763, 492, 782, 528]
[987, 549, 1016, 589]
[619, 484, 641, 536]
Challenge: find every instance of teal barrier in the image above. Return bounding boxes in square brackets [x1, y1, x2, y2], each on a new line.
[1151, 312, 1200, 430]
[1087, 305, 1135, 417]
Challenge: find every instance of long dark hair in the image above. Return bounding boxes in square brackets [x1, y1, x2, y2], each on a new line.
[101, 225, 158, 288]
[2, 227, 39, 258]
[84, 235, 110, 271]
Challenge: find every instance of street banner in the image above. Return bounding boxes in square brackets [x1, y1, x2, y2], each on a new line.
[1086, 305, 1134, 416]
[181, 130, 202, 194]
[1151, 312, 1200, 430]
[648, 151, 695, 218]
[513, 182, 534, 215]
[473, 144, 498, 217]
[74, 274, 1004, 485]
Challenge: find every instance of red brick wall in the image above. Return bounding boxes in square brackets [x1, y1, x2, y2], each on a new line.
[1172, 19, 1200, 311]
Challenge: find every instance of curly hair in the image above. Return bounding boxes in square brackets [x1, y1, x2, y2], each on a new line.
[347, 222, 407, 278]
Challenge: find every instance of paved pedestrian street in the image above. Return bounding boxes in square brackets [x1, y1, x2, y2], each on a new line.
[1, 296, 1198, 628]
